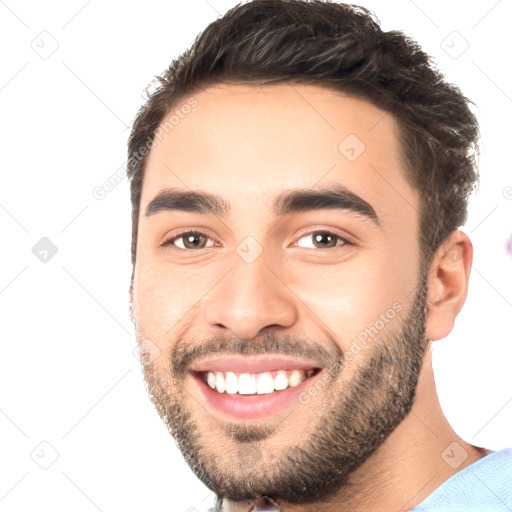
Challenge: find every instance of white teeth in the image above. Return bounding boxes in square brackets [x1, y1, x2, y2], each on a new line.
[256, 372, 275, 394]
[288, 369, 304, 387]
[238, 373, 257, 394]
[214, 371, 225, 393]
[273, 370, 288, 390]
[225, 371, 238, 394]
[202, 368, 315, 395]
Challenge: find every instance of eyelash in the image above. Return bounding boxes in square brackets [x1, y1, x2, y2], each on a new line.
[161, 229, 218, 251]
[160, 229, 353, 252]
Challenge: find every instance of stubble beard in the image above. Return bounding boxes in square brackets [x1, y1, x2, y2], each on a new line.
[136, 270, 430, 506]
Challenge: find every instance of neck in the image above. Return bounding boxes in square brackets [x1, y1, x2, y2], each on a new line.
[220, 349, 489, 512]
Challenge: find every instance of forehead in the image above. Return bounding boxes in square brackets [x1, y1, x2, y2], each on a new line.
[140, 83, 418, 224]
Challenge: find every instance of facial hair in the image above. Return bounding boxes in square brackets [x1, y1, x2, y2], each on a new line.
[135, 269, 430, 507]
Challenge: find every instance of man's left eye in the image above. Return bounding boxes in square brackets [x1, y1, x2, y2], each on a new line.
[294, 231, 350, 249]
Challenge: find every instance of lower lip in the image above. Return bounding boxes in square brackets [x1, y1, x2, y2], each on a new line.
[191, 370, 322, 420]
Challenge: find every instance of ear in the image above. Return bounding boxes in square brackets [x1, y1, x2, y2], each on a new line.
[425, 229, 473, 341]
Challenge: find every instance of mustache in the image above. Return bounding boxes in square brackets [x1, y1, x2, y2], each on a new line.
[170, 332, 341, 379]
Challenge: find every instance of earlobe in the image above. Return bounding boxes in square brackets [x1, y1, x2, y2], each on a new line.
[425, 230, 473, 341]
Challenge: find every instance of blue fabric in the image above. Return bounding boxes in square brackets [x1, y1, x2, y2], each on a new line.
[411, 448, 512, 511]
[206, 448, 512, 511]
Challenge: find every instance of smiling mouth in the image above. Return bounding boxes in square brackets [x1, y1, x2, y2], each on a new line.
[196, 368, 320, 395]
[188, 354, 326, 419]
[190, 365, 323, 420]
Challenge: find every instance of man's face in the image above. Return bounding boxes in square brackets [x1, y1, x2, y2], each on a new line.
[130, 83, 428, 504]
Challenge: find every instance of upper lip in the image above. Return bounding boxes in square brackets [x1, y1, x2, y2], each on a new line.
[189, 355, 323, 374]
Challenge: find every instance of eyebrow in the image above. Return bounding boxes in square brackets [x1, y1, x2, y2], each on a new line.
[144, 185, 380, 226]
[273, 186, 379, 226]
[145, 189, 231, 218]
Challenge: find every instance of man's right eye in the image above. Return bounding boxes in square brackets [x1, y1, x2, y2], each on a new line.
[161, 230, 216, 251]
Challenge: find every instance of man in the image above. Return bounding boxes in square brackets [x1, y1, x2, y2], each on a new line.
[127, 1, 511, 510]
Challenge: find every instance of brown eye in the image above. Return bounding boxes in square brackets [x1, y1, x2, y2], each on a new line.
[295, 231, 349, 249]
[162, 231, 215, 250]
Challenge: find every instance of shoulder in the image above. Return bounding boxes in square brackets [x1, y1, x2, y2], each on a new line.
[412, 448, 512, 511]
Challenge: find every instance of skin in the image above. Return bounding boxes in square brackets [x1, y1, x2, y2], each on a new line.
[129, 83, 487, 511]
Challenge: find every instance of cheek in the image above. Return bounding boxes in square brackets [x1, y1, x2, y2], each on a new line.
[285, 246, 418, 352]
[132, 260, 202, 347]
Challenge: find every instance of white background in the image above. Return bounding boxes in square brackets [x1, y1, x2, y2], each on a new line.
[0, 0, 511, 510]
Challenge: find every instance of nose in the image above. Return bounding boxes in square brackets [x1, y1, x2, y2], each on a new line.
[202, 254, 298, 340]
